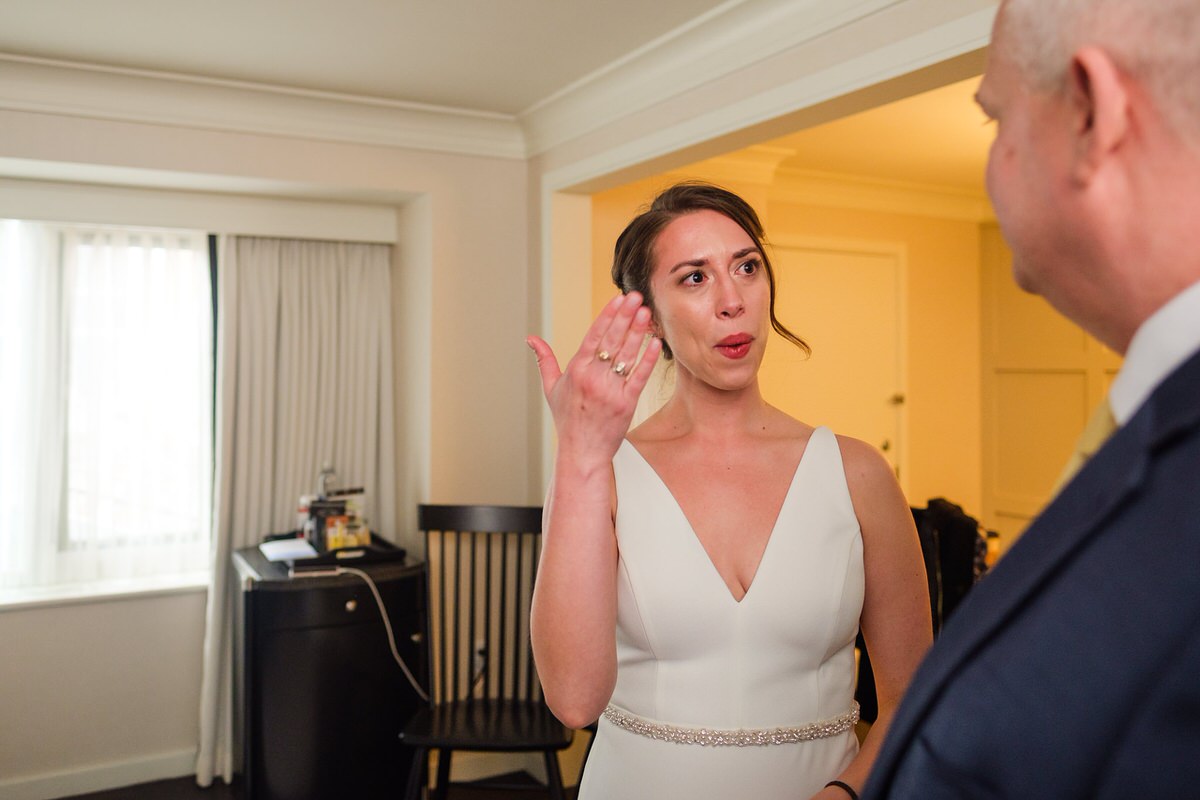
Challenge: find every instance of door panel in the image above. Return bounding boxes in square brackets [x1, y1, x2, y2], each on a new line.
[761, 239, 907, 486]
[980, 224, 1121, 551]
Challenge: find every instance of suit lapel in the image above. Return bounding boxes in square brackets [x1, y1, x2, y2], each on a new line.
[871, 348, 1200, 790]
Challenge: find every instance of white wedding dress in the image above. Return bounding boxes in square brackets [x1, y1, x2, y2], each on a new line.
[578, 426, 864, 800]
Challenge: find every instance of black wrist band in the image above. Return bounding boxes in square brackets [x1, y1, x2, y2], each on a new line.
[826, 780, 859, 800]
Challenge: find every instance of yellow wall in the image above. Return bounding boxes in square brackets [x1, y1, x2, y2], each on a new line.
[592, 177, 664, 314]
[772, 200, 982, 514]
[979, 223, 1121, 550]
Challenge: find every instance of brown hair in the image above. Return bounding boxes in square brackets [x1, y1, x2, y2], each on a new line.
[611, 180, 809, 359]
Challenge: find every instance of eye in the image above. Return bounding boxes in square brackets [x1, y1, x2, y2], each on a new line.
[682, 270, 704, 286]
[737, 257, 761, 275]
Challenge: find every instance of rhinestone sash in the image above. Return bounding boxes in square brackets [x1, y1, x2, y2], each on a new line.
[601, 701, 859, 747]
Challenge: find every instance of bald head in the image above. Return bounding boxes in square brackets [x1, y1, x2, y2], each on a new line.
[998, 0, 1200, 140]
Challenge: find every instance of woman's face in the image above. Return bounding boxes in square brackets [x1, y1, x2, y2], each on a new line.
[648, 209, 771, 392]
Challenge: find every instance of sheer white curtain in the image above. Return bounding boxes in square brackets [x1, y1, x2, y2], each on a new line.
[60, 228, 213, 582]
[196, 235, 396, 786]
[0, 220, 63, 589]
[0, 221, 212, 590]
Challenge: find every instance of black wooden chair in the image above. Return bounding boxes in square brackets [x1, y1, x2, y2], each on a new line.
[400, 504, 573, 800]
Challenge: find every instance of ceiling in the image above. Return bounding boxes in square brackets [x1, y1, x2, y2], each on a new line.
[0, 0, 730, 116]
[0, 0, 992, 195]
[768, 75, 990, 194]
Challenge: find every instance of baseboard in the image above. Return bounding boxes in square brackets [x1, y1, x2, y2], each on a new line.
[0, 749, 196, 800]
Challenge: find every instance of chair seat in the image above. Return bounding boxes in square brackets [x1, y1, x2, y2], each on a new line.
[402, 698, 574, 752]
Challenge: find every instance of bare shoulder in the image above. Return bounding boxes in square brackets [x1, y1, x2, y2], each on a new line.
[833, 433, 913, 538]
[833, 434, 895, 489]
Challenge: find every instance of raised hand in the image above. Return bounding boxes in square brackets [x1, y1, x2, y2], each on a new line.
[527, 291, 662, 464]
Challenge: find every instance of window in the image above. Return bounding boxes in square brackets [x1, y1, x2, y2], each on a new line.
[0, 220, 214, 593]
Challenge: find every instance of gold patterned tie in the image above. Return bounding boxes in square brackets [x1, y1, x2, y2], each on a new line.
[1051, 396, 1118, 496]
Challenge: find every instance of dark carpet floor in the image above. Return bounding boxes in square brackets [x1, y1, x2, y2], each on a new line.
[60, 772, 577, 799]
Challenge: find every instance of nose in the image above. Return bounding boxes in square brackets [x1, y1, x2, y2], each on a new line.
[716, 275, 744, 319]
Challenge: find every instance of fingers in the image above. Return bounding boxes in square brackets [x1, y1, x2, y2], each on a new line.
[624, 336, 663, 396]
[526, 335, 561, 398]
[591, 292, 652, 375]
[532, 290, 660, 408]
[605, 303, 651, 377]
[579, 293, 633, 361]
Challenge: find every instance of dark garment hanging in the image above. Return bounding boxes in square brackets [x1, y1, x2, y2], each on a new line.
[854, 498, 991, 723]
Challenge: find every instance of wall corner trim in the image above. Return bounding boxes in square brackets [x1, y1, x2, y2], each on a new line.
[0, 53, 526, 160]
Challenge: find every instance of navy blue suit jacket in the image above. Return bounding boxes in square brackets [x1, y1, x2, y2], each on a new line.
[863, 347, 1200, 799]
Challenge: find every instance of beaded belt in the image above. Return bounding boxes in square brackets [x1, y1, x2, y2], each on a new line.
[601, 701, 859, 747]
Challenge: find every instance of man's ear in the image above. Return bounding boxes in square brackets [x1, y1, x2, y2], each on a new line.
[1068, 46, 1130, 183]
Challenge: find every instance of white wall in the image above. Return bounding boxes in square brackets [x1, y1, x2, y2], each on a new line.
[0, 590, 207, 798]
[0, 1, 999, 794]
[0, 106, 532, 796]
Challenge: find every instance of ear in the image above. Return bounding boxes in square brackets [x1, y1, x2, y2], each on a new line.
[643, 304, 663, 339]
[1068, 46, 1130, 184]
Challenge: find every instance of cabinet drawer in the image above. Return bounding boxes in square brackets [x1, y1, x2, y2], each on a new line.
[248, 571, 425, 633]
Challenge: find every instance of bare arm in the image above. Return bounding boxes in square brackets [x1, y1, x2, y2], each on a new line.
[527, 292, 661, 729]
[813, 437, 932, 799]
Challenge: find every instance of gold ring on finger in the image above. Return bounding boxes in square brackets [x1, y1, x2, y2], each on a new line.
[597, 350, 612, 362]
[612, 361, 628, 376]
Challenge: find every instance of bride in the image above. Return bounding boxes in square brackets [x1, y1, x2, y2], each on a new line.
[527, 181, 931, 800]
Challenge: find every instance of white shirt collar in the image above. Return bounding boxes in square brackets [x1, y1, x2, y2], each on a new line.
[1109, 278, 1200, 424]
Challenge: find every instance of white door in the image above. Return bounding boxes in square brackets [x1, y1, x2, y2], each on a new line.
[759, 238, 907, 486]
[979, 224, 1120, 552]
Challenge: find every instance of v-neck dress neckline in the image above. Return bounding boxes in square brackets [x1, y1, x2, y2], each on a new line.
[620, 436, 812, 605]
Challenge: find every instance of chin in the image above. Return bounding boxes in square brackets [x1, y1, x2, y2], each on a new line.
[1010, 257, 1042, 295]
[715, 369, 761, 393]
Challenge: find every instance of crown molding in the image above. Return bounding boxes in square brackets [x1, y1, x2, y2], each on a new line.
[643, 149, 995, 221]
[0, 1, 997, 169]
[772, 166, 994, 222]
[539, 3, 996, 193]
[519, 0, 904, 156]
[0, 53, 526, 159]
[661, 145, 796, 186]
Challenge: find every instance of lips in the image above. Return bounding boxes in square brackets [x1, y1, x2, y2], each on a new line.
[715, 333, 753, 359]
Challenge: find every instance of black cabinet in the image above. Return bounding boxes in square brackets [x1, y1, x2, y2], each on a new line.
[233, 546, 427, 800]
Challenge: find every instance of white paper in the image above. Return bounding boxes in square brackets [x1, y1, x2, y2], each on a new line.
[259, 538, 318, 562]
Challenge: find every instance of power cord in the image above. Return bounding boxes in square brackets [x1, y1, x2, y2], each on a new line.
[289, 565, 430, 702]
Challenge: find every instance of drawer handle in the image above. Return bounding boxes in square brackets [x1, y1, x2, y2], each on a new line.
[345, 599, 358, 613]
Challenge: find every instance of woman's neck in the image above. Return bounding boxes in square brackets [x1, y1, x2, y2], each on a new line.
[652, 370, 775, 441]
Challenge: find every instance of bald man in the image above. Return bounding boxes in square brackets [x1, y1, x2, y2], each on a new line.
[863, 2, 1200, 798]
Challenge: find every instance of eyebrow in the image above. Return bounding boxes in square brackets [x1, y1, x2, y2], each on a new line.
[667, 246, 760, 275]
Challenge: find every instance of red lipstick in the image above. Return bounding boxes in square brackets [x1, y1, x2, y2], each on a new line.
[715, 333, 753, 359]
